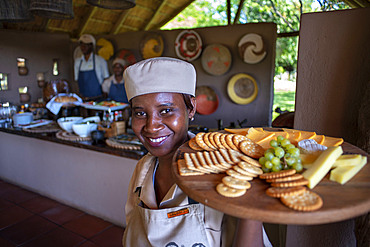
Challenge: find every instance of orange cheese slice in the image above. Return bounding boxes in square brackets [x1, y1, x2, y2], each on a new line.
[224, 128, 250, 136]
[296, 131, 316, 142]
[312, 135, 325, 145]
[246, 128, 274, 143]
[255, 135, 276, 150]
[322, 136, 344, 147]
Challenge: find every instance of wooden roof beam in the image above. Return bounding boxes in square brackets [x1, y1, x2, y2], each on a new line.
[147, 0, 195, 31]
[143, 0, 167, 31]
[77, 6, 98, 38]
[110, 10, 130, 34]
[233, 0, 245, 24]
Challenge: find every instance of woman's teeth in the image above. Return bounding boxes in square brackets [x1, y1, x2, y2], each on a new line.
[149, 136, 166, 143]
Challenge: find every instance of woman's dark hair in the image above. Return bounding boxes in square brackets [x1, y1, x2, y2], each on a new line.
[182, 93, 194, 112]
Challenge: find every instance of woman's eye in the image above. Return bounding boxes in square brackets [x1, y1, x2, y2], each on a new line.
[134, 111, 146, 117]
[160, 108, 172, 114]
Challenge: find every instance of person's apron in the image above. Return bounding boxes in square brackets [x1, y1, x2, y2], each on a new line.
[122, 196, 210, 247]
[108, 81, 128, 103]
[78, 53, 102, 97]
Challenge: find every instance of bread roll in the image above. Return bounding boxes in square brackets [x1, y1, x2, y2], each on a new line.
[55, 96, 77, 103]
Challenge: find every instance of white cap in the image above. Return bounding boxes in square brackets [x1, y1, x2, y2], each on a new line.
[124, 57, 196, 101]
[112, 58, 128, 68]
[79, 34, 96, 47]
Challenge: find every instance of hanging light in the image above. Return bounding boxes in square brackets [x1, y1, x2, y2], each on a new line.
[86, 0, 136, 10]
[29, 0, 74, 19]
[0, 0, 33, 22]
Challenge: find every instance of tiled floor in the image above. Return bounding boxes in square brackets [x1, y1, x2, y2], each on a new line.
[0, 179, 124, 247]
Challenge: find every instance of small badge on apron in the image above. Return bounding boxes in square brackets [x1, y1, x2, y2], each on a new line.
[167, 207, 189, 218]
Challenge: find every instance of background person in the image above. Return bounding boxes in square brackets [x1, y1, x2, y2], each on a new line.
[74, 34, 109, 99]
[122, 57, 270, 247]
[102, 58, 129, 103]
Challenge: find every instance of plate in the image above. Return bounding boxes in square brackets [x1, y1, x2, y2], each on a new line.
[175, 30, 202, 61]
[116, 49, 137, 66]
[195, 86, 219, 115]
[140, 33, 164, 59]
[238, 33, 267, 64]
[201, 44, 232, 76]
[227, 73, 258, 105]
[97, 38, 114, 61]
[172, 134, 370, 225]
[80, 102, 128, 111]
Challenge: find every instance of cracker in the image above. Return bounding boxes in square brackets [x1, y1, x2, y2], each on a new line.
[238, 161, 263, 176]
[222, 176, 251, 190]
[189, 137, 203, 151]
[213, 133, 225, 149]
[232, 135, 248, 151]
[216, 183, 247, 197]
[266, 174, 304, 183]
[190, 153, 211, 173]
[203, 133, 217, 150]
[226, 134, 239, 151]
[220, 134, 232, 150]
[219, 148, 233, 164]
[226, 168, 254, 181]
[227, 149, 242, 163]
[280, 190, 323, 211]
[195, 132, 214, 151]
[214, 151, 233, 169]
[265, 186, 306, 198]
[270, 178, 309, 188]
[208, 132, 218, 148]
[178, 159, 204, 176]
[239, 139, 265, 159]
[209, 151, 228, 172]
[203, 151, 224, 173]
[233, 165, 258, 177]
[239, 155, 261, 167]
[259, 169, 297, 180]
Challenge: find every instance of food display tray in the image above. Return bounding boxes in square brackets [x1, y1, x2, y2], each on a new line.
[172, 140, 370, 225]
[80, 102, 128, 111]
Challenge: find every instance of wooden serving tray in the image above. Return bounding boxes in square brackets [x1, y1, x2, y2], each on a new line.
[172, 140, 370, 225]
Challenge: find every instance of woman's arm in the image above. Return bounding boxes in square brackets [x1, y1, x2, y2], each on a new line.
[233, 218, 263, 247]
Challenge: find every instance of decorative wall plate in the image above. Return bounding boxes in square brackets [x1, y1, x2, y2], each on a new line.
[116, 49, 137, 66]
[238, 33, 267, 64]
[140, 33, 164, 59]
[227, 73, 258, 105]
[97, 38, 114, 61]
[201, 44, 232, 76]
[175, 30, 202, 61]
[195, 85, 219, 115]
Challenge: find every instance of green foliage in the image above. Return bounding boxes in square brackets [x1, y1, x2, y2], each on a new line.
[272, 91, 296, 120]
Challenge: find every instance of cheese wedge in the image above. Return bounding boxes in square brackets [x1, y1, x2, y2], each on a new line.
[312, 135, 325, 145]
[296, 131, 316, 142]
[300, 153, 321, 165]
[302, 146, 343, 189]
[322, 136, 344, 147]
[247, 128, 275, 143]
[332, 154, 362, 168]
[330, 156, 367, 184]
[224, 128, 251, 136]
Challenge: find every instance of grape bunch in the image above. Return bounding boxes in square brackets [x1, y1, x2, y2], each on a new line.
[259, 136, 303, 173]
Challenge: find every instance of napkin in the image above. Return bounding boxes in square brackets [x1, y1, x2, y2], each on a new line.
[46, 93, 82, 115]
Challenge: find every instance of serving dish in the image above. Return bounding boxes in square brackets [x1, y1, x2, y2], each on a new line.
[57, 116, 83, 132]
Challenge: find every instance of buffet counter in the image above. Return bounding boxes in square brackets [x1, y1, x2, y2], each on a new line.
[0, 127, 142, 227]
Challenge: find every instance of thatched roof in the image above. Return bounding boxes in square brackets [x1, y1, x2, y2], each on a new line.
[0, 0, 196, 39]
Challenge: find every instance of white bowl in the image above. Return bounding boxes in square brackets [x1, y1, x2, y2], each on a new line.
[57, 116, 83, 132]
[13, 112, 33, 127]
[72, 116, 100, 137]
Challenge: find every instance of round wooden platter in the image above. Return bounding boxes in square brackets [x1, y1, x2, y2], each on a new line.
[172, 141, 370, 225]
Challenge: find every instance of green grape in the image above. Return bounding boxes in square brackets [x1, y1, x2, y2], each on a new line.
[281, 139, 291, 147]
[265, 148, 275, 154]
[284, 153, 291, 159]
[259, 157, 267, 165]
[264, 152, 274, 161]
[272, 163, 283, 172]
[270, 140, 278, 147]
[285, 144, 296, 150]
[262, 166, 271, 173]
[296, 157, 302, 164]
[288, 148, 300, 157]
[265, 161, 273, 169]
[286, 157, 296, 166]
[274, 147, 285, 158]
[277, 135, 284, 143]
[271, 157, 281, 166]
[292, 162, 303, 172]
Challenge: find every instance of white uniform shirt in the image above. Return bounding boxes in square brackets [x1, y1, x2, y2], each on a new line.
[101, 75, 124, 94]
[74, 53, 109, 85]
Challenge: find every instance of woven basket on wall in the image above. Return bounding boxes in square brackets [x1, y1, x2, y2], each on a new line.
[0, 0, 33, 22]
[29, 0, 74, 19]
[86, 0, 136, 9]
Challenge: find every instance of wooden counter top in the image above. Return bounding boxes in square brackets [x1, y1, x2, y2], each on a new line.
[0, 127, 144, 160]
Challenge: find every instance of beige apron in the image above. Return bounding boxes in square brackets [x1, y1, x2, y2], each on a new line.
[122, 199, 210, 246]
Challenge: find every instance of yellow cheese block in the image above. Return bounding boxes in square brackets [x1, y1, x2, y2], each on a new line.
[330, 156, 367, 184]
[300, 152, 321, 165]
[322, 136, 344, 147]
[302, 146, 343, 189]
[332, 154, 362, 168]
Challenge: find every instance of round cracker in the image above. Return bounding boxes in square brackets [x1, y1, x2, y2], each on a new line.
[226, 134, 239, 151]
[208, 132, 218, 148]
[239, 155, 261, 167]
[270, 178, 309, 188]
[239, 139, 265, 159]
[233, 165, 258, 177]
[188, 137, 203, 151]
[222, 176, 251, 190]
[195, 132, 214, 151]
[266, 174, 304, 183]
[213, 133, 225, 149]
[259, 169, 297, 180]
[216, 183, 247, 197]
[265, 186, 306, 198]
[280, 190, 323, 211]
[203, 133, 217, 150]
[238, 161, 263, 175]
[220, 134, 232, 150]
[232, 135, 248, 151]
[226, 168, 253, 181]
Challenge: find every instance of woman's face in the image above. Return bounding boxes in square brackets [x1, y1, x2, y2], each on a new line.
[80, 42, 93, 55]
[131, 92, 195, 158]
[113, 63, 124, 77]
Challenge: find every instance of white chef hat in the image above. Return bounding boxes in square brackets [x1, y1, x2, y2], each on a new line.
[124, 57, 196, 101]
[79, 34, 96, 47]
[112, 58, 128, 68]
